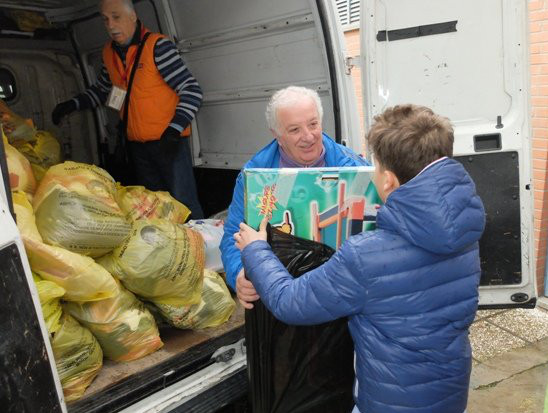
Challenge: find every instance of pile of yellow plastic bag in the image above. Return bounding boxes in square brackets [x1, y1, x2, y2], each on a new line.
[51, 313, 103, 402]
[12, 191, 118, 302]
[30, 243, 103, 401]
[65, 281, 163, 362]
[0, 99, 36, 142]
[3, 129, 36, 194]
[155, 269, 235, 330]
[1, 99, 62, 181]
[116, 185, 191, 223]
[32, 273, 65, 334]
[11, 130, 62, 182]
[33, 161, 131, 258]
[98, 218, 205, 306]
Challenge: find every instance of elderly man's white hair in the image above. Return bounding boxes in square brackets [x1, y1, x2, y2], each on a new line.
[100, 0, 135, 12]
[265, 86, 324, 134]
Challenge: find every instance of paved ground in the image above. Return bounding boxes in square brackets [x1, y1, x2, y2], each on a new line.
[219, 305, 548, 413]
[468, 307, 548, 413]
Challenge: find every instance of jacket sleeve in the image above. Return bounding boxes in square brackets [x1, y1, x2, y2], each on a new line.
[241, 239, 367, 325]
[220, 172, 245, 291]
[345, 150, 369, 167]
[73, 64, 112, 110]
[154, 38, 203, 132]
[360, 156, 370, 166]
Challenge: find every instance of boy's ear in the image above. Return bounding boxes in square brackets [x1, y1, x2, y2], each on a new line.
[384, 170, 401, 195]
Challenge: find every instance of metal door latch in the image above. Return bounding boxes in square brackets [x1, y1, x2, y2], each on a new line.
[213, 348, 236, 363]
[345, 55, 360, 75]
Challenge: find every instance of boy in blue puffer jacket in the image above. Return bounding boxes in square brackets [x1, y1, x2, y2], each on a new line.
[234, 104, 485, 413]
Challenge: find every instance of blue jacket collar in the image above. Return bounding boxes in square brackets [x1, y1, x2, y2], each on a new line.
[246, 133, 367, 169]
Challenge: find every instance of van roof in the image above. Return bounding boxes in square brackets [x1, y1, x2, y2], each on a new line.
[0, 0, 95, 11]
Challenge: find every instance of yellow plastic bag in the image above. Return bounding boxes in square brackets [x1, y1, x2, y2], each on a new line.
[154, 269, 236, 330]
[9, 129, 62, 183]
[65, 282, 163, 362]
[12, 191, 118, 302]
[51, 313, 103, 402]
[11, 130, 62, 170]
[31, 163, 47, 182]
[33, 161, 131, 257]
[32, 272, 65, 334]
[12, 191, 42, 242]
[3, 129, 36, 194]
[98, 219, 204, 306]
[0, 99, 36, 142]
[116, 185, 191, 223]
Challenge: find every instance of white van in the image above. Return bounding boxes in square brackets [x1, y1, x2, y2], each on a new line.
[0, 0, 536, 412]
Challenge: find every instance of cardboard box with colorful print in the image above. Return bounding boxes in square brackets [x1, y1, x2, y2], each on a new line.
[244, 166, 381, 250]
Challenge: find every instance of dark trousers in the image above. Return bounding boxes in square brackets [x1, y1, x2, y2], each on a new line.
[127, 138, 204, 219]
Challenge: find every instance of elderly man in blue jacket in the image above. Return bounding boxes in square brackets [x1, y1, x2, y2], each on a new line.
[220, 86, 367, 308]
[235, 104, 484, 413]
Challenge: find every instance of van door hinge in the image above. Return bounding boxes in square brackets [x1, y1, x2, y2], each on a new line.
[344, 55, 360, 75]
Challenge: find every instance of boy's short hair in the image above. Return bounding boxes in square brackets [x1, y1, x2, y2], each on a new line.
[366, 104, 454, 185]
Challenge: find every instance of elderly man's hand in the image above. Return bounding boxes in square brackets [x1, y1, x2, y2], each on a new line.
[234, 218, 267, 309]
[236, 269, 259, 309]
[234, 218, 268, 251]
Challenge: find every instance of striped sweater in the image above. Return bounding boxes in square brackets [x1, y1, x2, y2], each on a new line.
[73, 23, 202, 133]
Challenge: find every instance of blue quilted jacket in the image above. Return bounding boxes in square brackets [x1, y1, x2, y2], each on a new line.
[242, 158, 485, 413]
[220, 133, 367, 290]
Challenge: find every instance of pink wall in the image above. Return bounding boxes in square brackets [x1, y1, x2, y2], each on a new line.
[529, 0, 548, 294]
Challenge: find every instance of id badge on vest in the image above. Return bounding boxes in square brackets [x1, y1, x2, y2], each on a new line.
[106, 85, 127, 111]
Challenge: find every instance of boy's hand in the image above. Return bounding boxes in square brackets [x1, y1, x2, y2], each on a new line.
[234, 217, 268, 251]
[236, 269, 259, 309]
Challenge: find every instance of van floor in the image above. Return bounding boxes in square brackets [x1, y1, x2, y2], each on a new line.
[468, 307, 548, 412]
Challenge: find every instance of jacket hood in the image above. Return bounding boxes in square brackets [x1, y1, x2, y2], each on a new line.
[376, 158, 485, 254]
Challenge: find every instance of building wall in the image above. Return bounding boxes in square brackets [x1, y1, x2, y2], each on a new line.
[342, 0, 548, 295]
[342, 27, 364, 139]
[530, 0, 548, 295]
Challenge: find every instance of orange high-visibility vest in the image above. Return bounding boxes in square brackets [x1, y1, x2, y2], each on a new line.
[103, 29, 190, 142]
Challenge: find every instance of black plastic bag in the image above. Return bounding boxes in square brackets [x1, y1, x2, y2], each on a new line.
[245, 226, 355, 413]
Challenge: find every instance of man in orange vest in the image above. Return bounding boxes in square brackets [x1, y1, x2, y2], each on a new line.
[52, 0, 204, 219]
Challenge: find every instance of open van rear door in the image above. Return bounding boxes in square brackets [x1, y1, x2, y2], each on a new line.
[360, 0, 536, 307]
[0, 138, 66, 412]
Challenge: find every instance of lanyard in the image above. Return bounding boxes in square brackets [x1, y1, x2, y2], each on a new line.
[112, 26, 146, 86]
